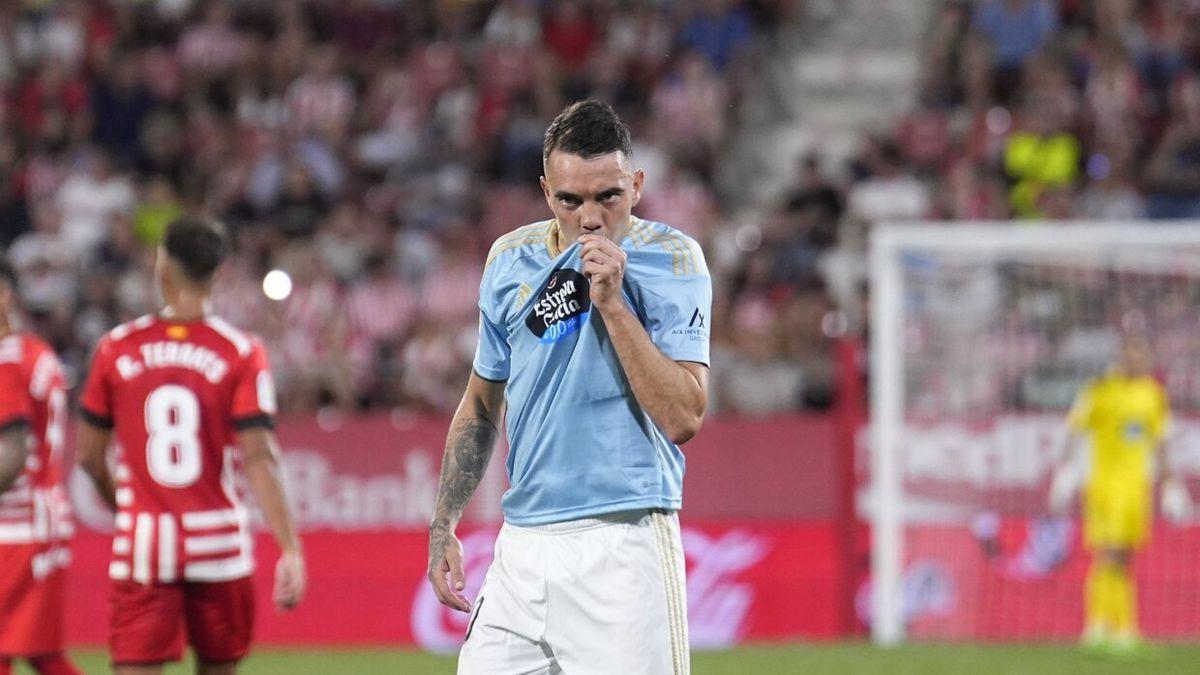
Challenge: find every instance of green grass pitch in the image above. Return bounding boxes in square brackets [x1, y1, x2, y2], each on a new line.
[38, 643, 1200, 674]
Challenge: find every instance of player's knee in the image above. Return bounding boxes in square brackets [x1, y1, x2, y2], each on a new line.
[1098, 547, 1132, 568]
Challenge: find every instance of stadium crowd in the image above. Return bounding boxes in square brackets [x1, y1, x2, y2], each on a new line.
[868, 0, 1200, 416]
[7, 0, 1196, 416]
[0, 0, 799, 414]
[747, 0, 1200, 415]
[798, 0, 1200, 327]
[909, 0, 1200, 222]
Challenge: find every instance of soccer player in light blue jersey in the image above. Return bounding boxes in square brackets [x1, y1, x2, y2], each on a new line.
[427, 100, 711, 674]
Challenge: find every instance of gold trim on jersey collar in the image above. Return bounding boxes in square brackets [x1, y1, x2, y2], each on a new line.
[546, 217, 643, 259]
[546, 220, 562, 258]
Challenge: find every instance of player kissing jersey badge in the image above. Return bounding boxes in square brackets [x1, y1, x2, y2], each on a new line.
[526, 269, 590, 344]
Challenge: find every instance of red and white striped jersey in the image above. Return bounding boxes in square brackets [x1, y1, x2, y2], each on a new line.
[418, 263, 481, 323]
[347, 277, 415, 343]
[286, 74, 355, 136]
[177, 25, 244, 75]
[0, 332, 72, 546]
[80, 314, 277, 584]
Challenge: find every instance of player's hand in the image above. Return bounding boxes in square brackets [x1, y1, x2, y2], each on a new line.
[274, 551, 306, 611]
[1162, 477, 1193, 524]
[580, 234, 627, 313]
[428, 528, 471, 613]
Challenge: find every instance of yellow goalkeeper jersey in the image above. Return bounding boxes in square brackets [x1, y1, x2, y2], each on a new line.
[1068, 372, 1170, 488]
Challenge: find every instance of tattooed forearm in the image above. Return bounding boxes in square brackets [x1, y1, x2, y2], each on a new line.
[0, 425, 29, 495]
[429, 418, 498, 543]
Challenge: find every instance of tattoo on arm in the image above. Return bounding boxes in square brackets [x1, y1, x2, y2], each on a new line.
[0, 426, 29, 495]
[429, 418, 498, 551]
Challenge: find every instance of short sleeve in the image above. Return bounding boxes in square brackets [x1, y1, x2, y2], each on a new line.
[1066, 382, 1095, 432]
[79, 338, 114, 429]
[473, 262, 511, 382]
[0, 364, 31, 432]
[642, 273, 712, 366]
[231, 340, 277, 431]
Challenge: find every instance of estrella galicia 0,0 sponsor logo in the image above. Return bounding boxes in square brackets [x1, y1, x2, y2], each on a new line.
[526, 269, 591, 343]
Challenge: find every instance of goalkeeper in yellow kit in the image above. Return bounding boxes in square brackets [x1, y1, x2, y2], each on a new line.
[1049, 337, 1191, 652]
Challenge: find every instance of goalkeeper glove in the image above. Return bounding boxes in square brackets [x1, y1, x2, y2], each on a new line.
[1048, 465, 1080, 514]
[1161, 478, 1193, 524]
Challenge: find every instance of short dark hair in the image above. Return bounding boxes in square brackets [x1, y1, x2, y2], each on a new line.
[0, 257, 16, 296]
[543, 100, 633, 166]
[163, 217, 228, 283]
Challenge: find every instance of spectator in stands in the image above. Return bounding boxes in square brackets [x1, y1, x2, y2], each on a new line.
[1002, 57, 1080, 218]
[713, 252, 803, 415]
[14, 56, 89, 146]
[650, 50, 729, 174]
[55, 148, 135, 255]
[7, 203, 76, 319]
[483, 0, 542, 48]
[91, 50, 157, 167]
[778, 279, 835, 409]
[0, 0, 791, 415]
[177, 0, 248, 82]
[1079, 147, 1145, 220]
[1083, 38, 1145, 164]
[272, 242, 354, 410]
[919, 0, 973, 108]
[16, 0, 90, 70]
[784, 152, 843, 225]
[0, 133, 30, 246]
[286, 44, 356, 143]
[330, 0, 405, 67]
[847, 138, 930, 224]
[131, 175, 184, 246]
[933, 159, 1010, 220]
[966, 0, 1059, 106]
[1144, 70, 1200, 218]
[636, 157, 718, 240]
[542, 1, 596, 74]
[678, 0, 752, 73]
[348, 249, 415, 406]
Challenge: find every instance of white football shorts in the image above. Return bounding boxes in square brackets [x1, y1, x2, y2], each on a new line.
[457, 508, 689, 675]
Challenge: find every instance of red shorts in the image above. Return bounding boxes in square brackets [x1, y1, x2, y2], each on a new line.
[110, 577, 256, 665]
[0, 543, 68, 656]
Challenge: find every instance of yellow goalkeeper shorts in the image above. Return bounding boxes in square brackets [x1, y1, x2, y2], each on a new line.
[1084, 480, 1150, 550]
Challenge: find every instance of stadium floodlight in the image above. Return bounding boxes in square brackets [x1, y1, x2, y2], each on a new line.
[263, 269, 293, 301]
[869, 222, 1200, 645]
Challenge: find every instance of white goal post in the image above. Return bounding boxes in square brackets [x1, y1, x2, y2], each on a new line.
[869, 222, 1200, 645]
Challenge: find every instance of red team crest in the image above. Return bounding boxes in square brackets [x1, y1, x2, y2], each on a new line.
[0, 333, 73, 656]
[80, 314, 277, 663]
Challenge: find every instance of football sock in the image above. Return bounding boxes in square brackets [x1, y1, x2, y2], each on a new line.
[0, 657, 12, 675]
[1084, 559, 1110, 635]
[29, 653, 82, 675]
[1109, 564, 1138, 637]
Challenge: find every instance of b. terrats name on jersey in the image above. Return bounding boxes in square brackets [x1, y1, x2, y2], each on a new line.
[114, 341, 230, 383]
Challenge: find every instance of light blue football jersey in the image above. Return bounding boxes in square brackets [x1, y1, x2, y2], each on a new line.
[474, 216, 712, 526]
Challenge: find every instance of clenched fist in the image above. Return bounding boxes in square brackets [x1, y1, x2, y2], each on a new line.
[580, 234, 627, 313]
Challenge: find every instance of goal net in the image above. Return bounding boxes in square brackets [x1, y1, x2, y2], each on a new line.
[868, 223, 1200, 644]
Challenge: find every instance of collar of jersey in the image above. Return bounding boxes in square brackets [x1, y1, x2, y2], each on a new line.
[545, 217, 640, 259]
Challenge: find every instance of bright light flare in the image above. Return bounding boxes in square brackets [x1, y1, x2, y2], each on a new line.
[262, 270, 293, 301]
